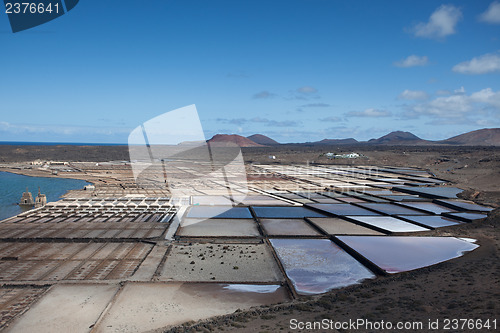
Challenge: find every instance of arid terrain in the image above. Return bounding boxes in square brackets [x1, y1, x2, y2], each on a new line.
[153, 145, 499, 333]
[0, 144, 498, 333]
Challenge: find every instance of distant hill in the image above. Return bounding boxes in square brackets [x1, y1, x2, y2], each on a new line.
[247, 134, 280, 145]
[293, 138, 358, 146]
[368, 131, 428, 145]
[207, 134, 264, 147]
[440, 128, 500, 146]
[207, 128, 500, 147]
[315, 138, 359, 145]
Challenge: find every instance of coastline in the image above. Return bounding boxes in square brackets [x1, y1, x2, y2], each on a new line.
[0, 169, 92, 221]
[0, 167, 92, 182]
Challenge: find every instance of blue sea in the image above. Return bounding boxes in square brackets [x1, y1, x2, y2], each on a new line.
[0, 171, 90, 221]
[0, 141, 125, 146]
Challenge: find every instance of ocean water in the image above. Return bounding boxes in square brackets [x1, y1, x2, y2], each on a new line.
[0, 171, 89, 221]
[0, 141, 125, 146]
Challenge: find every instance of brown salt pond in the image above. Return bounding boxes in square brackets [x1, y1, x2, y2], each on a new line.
[308, 217, 384, 235]
[177, 218, 260, 237]
[159, 242, 283, 282]
[93, 282, 291, 333]
[5, 284, 119, 333]
[260, 218, 321, 236]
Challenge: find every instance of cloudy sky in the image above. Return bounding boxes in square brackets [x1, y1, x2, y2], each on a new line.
[1, 0, 499, 143]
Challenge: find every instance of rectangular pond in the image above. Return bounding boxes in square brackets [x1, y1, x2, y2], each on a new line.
[307, 204, 380, 216]
[252, 206, 327, 218]
[186, 206, 252, 219]
[93, 282, 290, 333]
[396, 202, 457, 215]
[443, 212, 488, 222]
[397, 186, 464, 199]
[178, 218, 260, 237]
[398, 215, 462, 228]
[238, 195, 292, 206]
[357, 203, 428, 216]
[191, 196, 234, 206]
[308, 218, 384, 235]
[378, 195, 427, 202]
[346, 216, 430, 233]
[269, 238, 375, 295]
[160, 243, 283, 282]
[260, 219, 321, 236]
[434, 199, 494, 212]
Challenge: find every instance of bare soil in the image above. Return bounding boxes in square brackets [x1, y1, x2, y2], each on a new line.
[166, 145, 500, 333]
[1, 144, 499, 332]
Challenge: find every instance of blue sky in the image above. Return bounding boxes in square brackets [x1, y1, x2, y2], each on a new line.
[1, 0, 499, 143]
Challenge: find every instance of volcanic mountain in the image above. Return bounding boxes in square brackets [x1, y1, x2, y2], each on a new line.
[368, 131, 427, 145]
[247, 134, 280, 145]
[314, 138, 359, 145]
[207, 134, 264, 147]
[440, 128, 500, 146]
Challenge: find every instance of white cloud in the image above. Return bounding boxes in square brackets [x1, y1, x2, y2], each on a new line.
[407, 87, 500, 121]
[415, 94, 472, 117]
[288, 86, 320, 100]
[217, 117, 299, 127]
[435, 89, 451, 96]
[454, 86, 466, 94]
[411, 5, 462, 39]
[346, 108, 391, 117]
[253, 91, 276, 99]
[452, 52, 500, 74]
[479, 1, 500, 24]
[398, 90, 429, 100]
[296, 86, 317, 94]
[394, 55, 429, 68]
[319, 116, 342, 122]
[470, 88, 500, 108]
[301, 103, 330, 107]
[0, 121, 129, 138]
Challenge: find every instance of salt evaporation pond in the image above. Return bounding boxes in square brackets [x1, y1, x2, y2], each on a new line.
[252, 206, 326, 218]
[269, 238, 375, 295]
[346, 216, 430, 233]
[260, 218, 321, 236]
[307, 203, 380, 216]
[399, 215, 462, 228]
[396, 202, 457, 215]
[186, 206, 252, 219]
[336, 236, 479, 274]
[357, 203, 427, 216]
[435, 199, 493, 212]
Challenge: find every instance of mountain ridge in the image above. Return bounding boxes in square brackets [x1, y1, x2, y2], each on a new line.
[247, 134, 280, 145]
[207, 129, 500, 147]
[207, 134, 264, 147]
